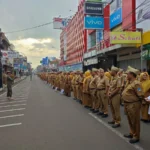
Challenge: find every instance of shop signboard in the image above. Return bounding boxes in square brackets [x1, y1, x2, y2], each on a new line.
[110, 8, 122, 29]
[84, 2, 103, 15]
[96, 30, 103, 43]
[110, 32, 142, 44]
[84, 16, 104, 29]
[14, 64, 20, 69]
[53, 18, 70, 30]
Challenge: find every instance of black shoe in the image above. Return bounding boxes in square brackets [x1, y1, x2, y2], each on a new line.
[112, 124, 120, 128]
[141, 119, 149, 123]
[90, 108, 94, 112]
[108, 121, 115, 124]
[120, 103, 124, 106]
[93, 110, 99, 113]
[129, 138, 139, 144]
[97, 112, 104, 116]
[79, 100, 82, 104]
[102, 114, 108, 118]
[84, 106, 89, 109]
[124, 134, 133, 139]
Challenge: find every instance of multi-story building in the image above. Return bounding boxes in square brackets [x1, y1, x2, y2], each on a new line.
[59, 0, 86, 71]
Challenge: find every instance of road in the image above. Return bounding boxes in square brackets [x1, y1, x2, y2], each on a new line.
[0, 76, 149, 150]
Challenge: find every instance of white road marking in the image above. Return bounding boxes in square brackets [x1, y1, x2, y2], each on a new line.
[0, 123, 22, 128]
[0, 114, 24, 119]
[0, 100, 27, 105]
[0, 104, 26, 108]
[89, 113, 144, 150]
[0, 98, 27, 102]
[0, 108, 25, 113]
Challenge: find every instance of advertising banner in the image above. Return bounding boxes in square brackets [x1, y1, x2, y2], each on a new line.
[53, 18, 70, 30]
[84, 2, 103, 15]
[8, 51, 18, 59]
[84, 16, 104, 29]
[136, 0, 150, 32]
[110, 32, 141, 44]
[110, 8, 122, 29]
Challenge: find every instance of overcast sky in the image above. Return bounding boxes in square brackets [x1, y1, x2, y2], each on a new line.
[0, 0, 78, 68]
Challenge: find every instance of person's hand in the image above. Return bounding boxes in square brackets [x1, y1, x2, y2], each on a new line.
[108, 92, 111, 98]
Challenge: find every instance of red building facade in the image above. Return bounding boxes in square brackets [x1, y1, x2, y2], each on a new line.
[60, 0, 86, 67]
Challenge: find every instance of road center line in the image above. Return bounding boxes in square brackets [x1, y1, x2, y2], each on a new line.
[0, 123, 22, 128]
[0, 108, 25, 113]
[0, 104, 26, 108]
[0, 100, 27, 105]
[0, 114, 24, 119]
[89, 113, 144, 150]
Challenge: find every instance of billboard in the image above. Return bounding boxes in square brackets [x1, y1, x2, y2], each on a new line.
[53, 18, 70, 29]
[110, 0, 122, 15]
[110, 8, 122, 29]
[110, 32, 141, 44]
[84, 16, 104, 29]
[136, 0, 150, 32]
[84, 2, 103, 15]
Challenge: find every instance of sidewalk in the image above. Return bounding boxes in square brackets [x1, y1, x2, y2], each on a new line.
[0, 76, 27, 94]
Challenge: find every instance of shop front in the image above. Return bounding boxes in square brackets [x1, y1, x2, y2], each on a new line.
[142, 44, 150, 70]
[59, 62, 83, 72]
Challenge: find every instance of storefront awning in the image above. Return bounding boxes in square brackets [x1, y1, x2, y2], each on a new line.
[97, 44, 136, 55]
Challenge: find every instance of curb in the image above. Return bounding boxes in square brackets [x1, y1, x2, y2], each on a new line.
[0, 76, 27, 95]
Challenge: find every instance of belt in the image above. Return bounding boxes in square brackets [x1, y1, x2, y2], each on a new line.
[97, 88, 105, 91]
[124, 100, 141, 104]
[90, 88, 96, 90]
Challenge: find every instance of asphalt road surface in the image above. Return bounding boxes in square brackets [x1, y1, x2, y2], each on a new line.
[0, 76, 149, 150]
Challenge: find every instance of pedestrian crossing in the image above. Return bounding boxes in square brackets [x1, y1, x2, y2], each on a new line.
[0, 79, 31, 128]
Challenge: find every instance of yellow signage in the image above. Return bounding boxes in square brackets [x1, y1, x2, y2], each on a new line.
[110, 32, 142, 44]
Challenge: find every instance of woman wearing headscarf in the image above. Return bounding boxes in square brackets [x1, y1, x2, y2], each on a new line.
[82, 70, 92, 108]
[140, 72, 150, 123]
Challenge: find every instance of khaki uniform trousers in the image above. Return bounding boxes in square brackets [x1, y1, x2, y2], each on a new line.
[79, 86, 83, 101]
[73, 85, 77, 99]
[83, 93, 92, 107]
[110, 94, 121, 124]
[141, 103, 150, 121]
[124, 101, 141, 140]
[97, 90, 108, 114]
[90, 89, 99, 110]
[76, 85, 80, 100]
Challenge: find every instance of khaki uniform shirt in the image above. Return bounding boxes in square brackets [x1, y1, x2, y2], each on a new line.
[89, 75, 99, 89]
[97, 76, 109, 89]
[109, 76, 121, 93]
[122, 80, 144, 103]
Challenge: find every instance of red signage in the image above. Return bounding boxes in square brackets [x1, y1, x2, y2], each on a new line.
[122, 0, 136, 30]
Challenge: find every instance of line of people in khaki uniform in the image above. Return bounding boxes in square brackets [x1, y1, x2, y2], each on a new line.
[39, 66, 150, 144]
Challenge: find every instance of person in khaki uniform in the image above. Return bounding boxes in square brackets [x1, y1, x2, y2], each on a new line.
[75, 71, 80, 101]
[78, 72, 84, 104]
[97, 68, 109, 118]
[82, 70, 92, 108]
[89, 68, 99, 113]
[71, 72, 76, 99]
[118, 69, 127, 106]
[108, 66, 121, 128]
[122, 67, 144, 144]
[65, 72, 72, 97]
[140, 72, 150, 123]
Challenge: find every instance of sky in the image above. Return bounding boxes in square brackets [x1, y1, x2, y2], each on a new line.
[0, 0, 78, 68]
